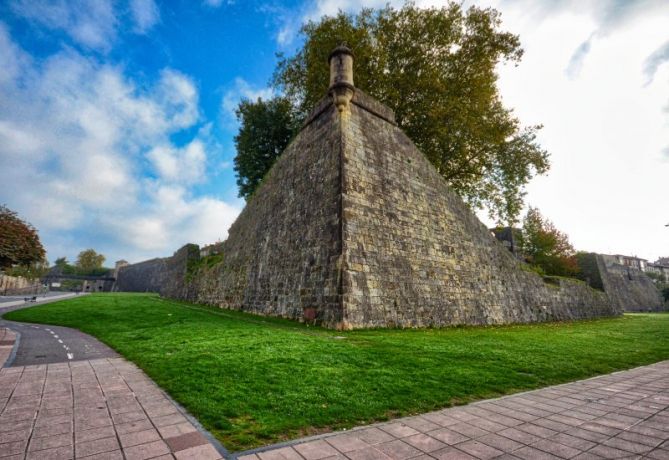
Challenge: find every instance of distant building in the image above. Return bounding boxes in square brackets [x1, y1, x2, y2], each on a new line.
[646, 259, 669, 282]
[610, 255, 647, 271]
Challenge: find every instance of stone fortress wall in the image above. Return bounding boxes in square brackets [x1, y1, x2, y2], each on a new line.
[114, 47, 664, 327]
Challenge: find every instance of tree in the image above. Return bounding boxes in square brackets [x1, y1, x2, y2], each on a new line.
[268, 2, 549, 223]
[0, 204, 46, 270]
[234, 97, 300, 199]
[518, 207, 578, 277]
[75, 249, 106, 274]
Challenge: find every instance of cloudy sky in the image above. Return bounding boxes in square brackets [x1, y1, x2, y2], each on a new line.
[0, 0, 667, 265]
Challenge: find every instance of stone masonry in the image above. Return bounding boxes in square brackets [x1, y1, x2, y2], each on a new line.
[117, 47, 633, 328]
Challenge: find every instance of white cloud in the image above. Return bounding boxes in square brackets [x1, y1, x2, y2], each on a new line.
[202, 0, 234, 7]
[147, 140, 207, 184]
[0, 24, 241, 263]
[9, 0, 118, 52]
[129, 0, 160, 33]
[221, 77, 274, 123]
[106, 185, 240, 257]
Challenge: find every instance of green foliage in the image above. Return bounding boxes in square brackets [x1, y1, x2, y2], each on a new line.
[0, 204, 46, 270]
[185, 252, 225, 281]
[518, 207, 579, 277]
[645, 271, 665, 283]
[234, 97, 300, 199]
[6, 293, 669, 450]
[662, 286, 669, 302]
[75, 249, 106, 275]
[272, 2, 549, 223]
[5, 260, 49, 280]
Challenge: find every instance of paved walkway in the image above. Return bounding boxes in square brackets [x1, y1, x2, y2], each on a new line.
[0, 293, 81, 310]
[0, 356, 226, 459]
[238, 361, 669, 460]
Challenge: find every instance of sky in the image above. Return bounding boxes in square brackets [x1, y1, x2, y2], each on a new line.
[0, 0, 667, 265]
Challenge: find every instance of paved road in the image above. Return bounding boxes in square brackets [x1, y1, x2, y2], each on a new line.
[0, 296, 118, 366]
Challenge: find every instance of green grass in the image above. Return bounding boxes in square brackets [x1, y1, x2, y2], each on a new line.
[5, 293, 669, 451]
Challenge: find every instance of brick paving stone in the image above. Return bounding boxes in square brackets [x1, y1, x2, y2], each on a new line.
[163, 430, 209, 452]
[374, 439, 423, 459]
[28, 432, 72, 452]
[75, 437, 120, 458]
[531, 438, 583, 458]
[400, 417, 440, 432]
[25, 444, 73, 459]
[516, 423, 559, 439]
[294, 440, 339, 460]
[113, 419, 154, 435]
[454, 440, 504, 459]
[325, 434, 370, 452]
[156, 421, 197, 439]
[421, 413, 459, 427]
[427, 428, 470, 445]
[342, 446, 393, 460]
[78, 450, 124, 460]
[614, 430, 664, 448]
[402, 433, 446, 453]
[646, 448, 669, 459]
[476, 433, 524, 452]
[75, 426, 116, 443]
[429, 446, 477, 460]
[173, 443, 222, 459]
[600, 437, 653, 455]
[448, 422, 489, 439]
[568, 453, 604, 460]
[355, 428, 395, 445]
[122, 439, 171, 460]
[549, 433, 597, 451]
[513, 446, 563, 460]
[498, 427, 542, 445]
[257, 446, 303, 460]
[378, 423, 420, 438]
[119, 428, 162, 448]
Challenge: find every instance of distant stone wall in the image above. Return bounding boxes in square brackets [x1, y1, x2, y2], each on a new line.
[0, 274, 41, 296]
[114, 244, 199, 296]
[114, 258, 168, 293]
[597, 255, 664, 312]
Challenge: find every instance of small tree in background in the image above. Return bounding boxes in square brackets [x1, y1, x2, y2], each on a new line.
[0, 205, 46, 274]
[75, 249, 106, 275]
[518, 207, 578, 277]
[234, 97, 299, 199]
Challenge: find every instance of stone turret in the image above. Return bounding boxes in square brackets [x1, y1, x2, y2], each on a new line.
[328, 46, 355, 112]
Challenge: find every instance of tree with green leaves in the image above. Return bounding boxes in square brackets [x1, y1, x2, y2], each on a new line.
[253, 2, 548, 223]
[518, 207, 578, 277]
[75, 249, 106, 275]
[0, 204, 46, 271]
[234, 97, 300, 199]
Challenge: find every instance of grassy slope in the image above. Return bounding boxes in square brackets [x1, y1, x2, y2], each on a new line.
[5, 293, 669, 451]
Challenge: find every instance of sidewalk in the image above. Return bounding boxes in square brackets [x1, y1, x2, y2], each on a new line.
[0, 357, 226, 459]
[0, 327, 17, 367]
[237, 361, 669, 460]
[0, 292, 82, 310]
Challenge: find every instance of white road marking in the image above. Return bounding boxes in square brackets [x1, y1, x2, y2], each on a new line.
[54, 335, 59, 338]
[58, 339, 63, 343]
[67, 353, 74, 360]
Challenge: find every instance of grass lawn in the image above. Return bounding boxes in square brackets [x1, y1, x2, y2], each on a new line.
[4, 293, 669, 451]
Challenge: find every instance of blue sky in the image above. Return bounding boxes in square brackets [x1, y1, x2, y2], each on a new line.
[1, 0, 668, 265]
